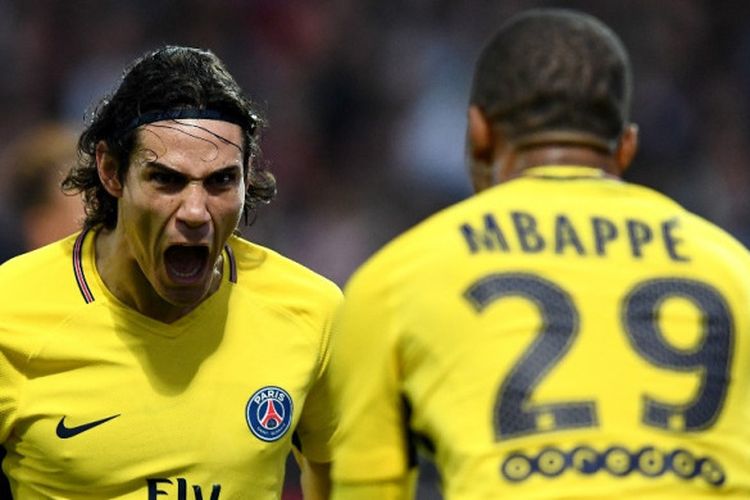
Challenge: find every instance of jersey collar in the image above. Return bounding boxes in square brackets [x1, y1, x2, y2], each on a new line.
[519, 165, 620, 181]
[72, 226, 237, 304]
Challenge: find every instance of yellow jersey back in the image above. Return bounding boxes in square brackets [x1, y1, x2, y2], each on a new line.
[329, 166, 750, 499]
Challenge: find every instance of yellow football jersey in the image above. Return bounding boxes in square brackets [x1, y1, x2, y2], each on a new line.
[328, 166, 750, 499]
[0, 229, 342, 499]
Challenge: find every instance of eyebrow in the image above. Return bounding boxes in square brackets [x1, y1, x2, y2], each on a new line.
[143, 161, 242, 179]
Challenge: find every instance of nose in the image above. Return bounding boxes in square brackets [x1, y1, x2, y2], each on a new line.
[176, 182, 211, 228]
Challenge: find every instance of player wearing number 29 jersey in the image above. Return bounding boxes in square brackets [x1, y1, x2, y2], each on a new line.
[329, 166, 750, 499]
[327, 9, 750, 500]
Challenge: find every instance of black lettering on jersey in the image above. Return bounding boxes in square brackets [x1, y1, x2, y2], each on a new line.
[626, 219, 653, 258]
[147, 478, 221, 499]
[662, 218, 690, 262]
[511, 211, 545, 253]
[460, 211, 691, 262]
[592, 216, 618, 256]
[460, 214, 510, 253]
[554, 215, 585, 255]
[623, 279, 731, 430]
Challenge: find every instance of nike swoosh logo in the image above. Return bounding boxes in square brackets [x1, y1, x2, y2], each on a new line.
[56, 414, 121, 439]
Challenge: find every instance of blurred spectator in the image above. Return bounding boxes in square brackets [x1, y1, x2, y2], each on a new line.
[1, 122, 84, 251]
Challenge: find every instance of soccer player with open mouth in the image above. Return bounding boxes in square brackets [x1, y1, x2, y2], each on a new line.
[0, 46, 341, 499]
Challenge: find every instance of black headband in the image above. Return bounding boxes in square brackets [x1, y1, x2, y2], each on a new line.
[124, 108, 256, 134]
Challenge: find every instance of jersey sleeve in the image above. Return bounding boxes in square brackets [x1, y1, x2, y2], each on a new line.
[328, 265, 413, 485]
[0, 328, 24, 444]
[293, 285, 342, 463]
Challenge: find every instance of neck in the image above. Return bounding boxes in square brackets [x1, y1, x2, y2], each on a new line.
[94, 226, 216, 324]
[501, 144, 622, 182]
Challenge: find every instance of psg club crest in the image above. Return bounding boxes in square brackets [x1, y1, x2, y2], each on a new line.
[245, 386, 294, 442]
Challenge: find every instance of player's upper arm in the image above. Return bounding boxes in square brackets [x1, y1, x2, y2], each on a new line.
[293, 448, 331, 500]
[0, 331, 25, 443]
[327, 264, 412, 483]
[292, 281, 342, 463]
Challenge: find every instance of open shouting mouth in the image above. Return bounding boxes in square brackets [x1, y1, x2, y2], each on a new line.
[164, 245, 210, 285]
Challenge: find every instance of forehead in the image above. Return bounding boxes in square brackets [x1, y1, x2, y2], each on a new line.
[133, 119, 244, 171]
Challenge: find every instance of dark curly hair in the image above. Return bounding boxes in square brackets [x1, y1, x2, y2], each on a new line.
[470, 8, 632, 143]
[63, 45, 276, 229]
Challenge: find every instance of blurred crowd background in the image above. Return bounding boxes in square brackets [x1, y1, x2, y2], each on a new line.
[1, 0, 748, 497]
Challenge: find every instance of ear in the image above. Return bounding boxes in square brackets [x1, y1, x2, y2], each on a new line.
[467, 105, 496, 192]
[96, 141, 123, 198]
[614, 123, 639, 175]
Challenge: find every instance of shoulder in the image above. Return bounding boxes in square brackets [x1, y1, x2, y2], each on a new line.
[678, 209, 750, 268]
[0, 235, 84, 364]
[0, 234, 82, 308]
[228, 235, 343, 312]
[1, 238, 69, 278]
[345, 194, 481, 299]
[626, 183, 750, 261]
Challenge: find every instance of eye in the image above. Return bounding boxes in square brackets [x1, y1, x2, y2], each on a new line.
[148, 170, 183, 187]
[206, 170, 240, 190]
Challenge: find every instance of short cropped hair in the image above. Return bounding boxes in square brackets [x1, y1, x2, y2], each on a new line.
[470, 9, 632, 143]
[63, 45, 275, 229]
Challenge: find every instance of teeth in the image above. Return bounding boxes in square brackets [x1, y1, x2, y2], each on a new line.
[165, 246, 208, 281]
[171, 267, 201, 278]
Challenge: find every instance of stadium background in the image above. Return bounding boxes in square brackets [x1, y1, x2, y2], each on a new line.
[0, 1, 748, 498]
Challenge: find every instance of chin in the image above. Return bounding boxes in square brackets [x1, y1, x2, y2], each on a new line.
[161, 286, 211, 309]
